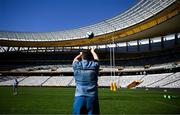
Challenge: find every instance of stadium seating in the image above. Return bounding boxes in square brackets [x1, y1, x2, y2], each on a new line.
[0, 72, 180, 88]
[0, 76, 26, 86]
[163, 77, 180, 88]
[137, 73, 173, 87]
[18, 76, 50, 86]
[42, 76, 74, 86]
[98, 76, 112, 87]
[0, 61, 179, 73]
[149, 72, 180, 88]
[118, 75, 144, 88]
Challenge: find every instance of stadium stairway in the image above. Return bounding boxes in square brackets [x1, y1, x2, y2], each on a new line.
[145, 73, 174, 87]
[162, 78, 180, 87]
[40, 76, 51, 86]
[67, 77, 75, 86]
[161, 72, 180, 87]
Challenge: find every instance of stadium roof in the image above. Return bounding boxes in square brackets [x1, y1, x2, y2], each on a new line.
[0, 0, 179, 47]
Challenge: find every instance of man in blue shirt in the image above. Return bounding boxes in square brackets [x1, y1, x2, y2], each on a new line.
[72, 47, 100, 114]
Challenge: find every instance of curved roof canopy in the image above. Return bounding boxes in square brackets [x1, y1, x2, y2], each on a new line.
[0, 0, 177, 42]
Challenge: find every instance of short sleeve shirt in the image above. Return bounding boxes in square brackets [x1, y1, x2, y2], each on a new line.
[73, 60, 99, 97]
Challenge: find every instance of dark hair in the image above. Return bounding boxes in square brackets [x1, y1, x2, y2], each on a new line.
[82, 50, 93, 60]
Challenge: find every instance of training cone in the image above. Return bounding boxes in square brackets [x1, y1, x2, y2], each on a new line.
[163, 95, 167, 98]
[168, 95, 171, 99]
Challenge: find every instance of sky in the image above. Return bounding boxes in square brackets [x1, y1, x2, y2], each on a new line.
[0, 0, 138, 32]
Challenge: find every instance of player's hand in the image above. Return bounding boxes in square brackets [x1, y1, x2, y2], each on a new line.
[90, 47, 96, 53]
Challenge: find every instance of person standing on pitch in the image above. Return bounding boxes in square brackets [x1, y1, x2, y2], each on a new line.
[72, 47, 100, 114]
[13, 78, 19, 95]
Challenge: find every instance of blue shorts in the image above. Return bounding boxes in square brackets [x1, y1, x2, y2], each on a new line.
[72, 96, 100, 115]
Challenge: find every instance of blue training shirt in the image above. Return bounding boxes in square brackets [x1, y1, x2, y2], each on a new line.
[72, 60, 99, 97]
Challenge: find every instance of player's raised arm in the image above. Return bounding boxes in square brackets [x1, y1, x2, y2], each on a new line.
[73, 52, 83, 63]
[91, 47, 99, 61]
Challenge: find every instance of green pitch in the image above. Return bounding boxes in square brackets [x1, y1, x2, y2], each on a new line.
[0, 87, 180, 114]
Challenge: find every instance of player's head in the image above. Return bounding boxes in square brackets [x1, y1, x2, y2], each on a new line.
[81, 50, 92, 60]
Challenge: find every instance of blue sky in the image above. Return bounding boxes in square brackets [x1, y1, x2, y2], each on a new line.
[0, 0, 137, 32]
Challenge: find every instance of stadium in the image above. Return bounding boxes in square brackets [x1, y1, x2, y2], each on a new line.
[0, 0, 180, 114]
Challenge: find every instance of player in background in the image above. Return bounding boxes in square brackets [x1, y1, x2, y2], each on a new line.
[13, 78, 19, 95]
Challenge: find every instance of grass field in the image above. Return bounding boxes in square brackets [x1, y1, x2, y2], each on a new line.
[0, 87, 180, 114]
